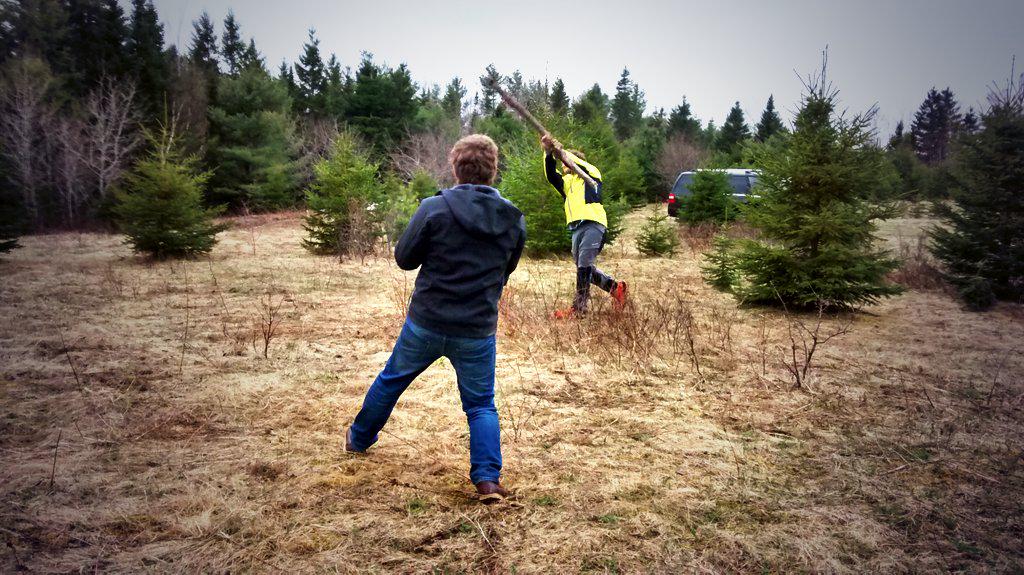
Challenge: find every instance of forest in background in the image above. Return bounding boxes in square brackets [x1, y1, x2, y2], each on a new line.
[0, 1, 975, 228]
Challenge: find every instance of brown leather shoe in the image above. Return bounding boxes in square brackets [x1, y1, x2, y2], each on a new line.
[475, 481, 508, 504]
[344, 427, 365, 453]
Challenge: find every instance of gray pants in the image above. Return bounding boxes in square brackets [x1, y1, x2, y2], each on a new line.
[571, 221, 616, 311]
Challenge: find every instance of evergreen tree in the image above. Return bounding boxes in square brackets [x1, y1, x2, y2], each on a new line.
[303, 132, 387, 255]
[479, 64, 498, 115]
[324, 54, 349, 119]
[911, 87, 962, 165]
[125, 0, 167, 121]
[701, 120, 718, 149]
[887, 120, 906, 149]
[114, 123, 227, 258]
[572, 83, 609, 124]
[220, 10, 244, 75]
[187, 11, 218, 74]
[716, 101, 750, 160]
[385, 169, 436, 241]
[931, 81, 1024, 310]
[680, 170, 735, 224]
[704, 82, 901, 309]
[667, 96, 701, 141]
[239, 38, 263, 71]
[629, 122, 667, 199]
[603, 147, 646, 206]
[611, 68, 644, 140]
[1, 0, 72, 76]
[65, 0, 128, 94]
[345, 54, 419, 155]
[754, 95, 785, 142]
[207, 66, 298, 210]
[441, 76, 465, 121]
[294, 29, 327, 117]
[278, 60, 297, 100]
[636, 207, 679, 257]
[961, 107, 980, 134]
[550, 78, 569, 114]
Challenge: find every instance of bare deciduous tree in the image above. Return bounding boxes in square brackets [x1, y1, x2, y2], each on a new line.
[656, 135, 707, 192]
[390, 130, 456, 187]
[81, 77, 141, 203]
[51, 117, 90, 226]
[296, 117, 340, 185]
[0, 58, 54, 229]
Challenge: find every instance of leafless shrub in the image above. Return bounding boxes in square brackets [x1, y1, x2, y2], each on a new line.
[100, 263, 126, 298]
[888, 231, 949, 292]
[706, 304, 736, 355]
[656, 135, 707, 194]
[391, 130, 457, 188]
[780, 302, 853, 390]
[240, 204, 263, 256]
[755, 314, 772, 378]
[253, 288, 285, 359]
[387, 264, 414, 318]
[678, 222, 719, 253]
[342, 199, 378, 264]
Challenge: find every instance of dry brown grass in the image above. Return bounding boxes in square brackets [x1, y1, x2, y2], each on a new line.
[1, 208, 1022, 573]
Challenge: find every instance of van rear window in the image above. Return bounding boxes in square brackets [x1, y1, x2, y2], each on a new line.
[729, 175, 750, 195]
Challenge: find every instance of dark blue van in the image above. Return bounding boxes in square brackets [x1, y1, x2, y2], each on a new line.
[667, 169, 760, 217]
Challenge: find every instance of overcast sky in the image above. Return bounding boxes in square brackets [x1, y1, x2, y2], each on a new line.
[151, 0, 1023, 137]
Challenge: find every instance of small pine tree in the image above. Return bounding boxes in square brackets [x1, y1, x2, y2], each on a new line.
[294, 29, 327, 117]
[636, 207, 679, 257]
[550, 78, 569, 115]
[220, 11, 245, 75]
[717, 101, 750, 161]
[912, 87, 962, 165]
[755, 95, 786, 142]
[680, 170, 735, 224]
[303, 133, 386, 255]
[440, 77, 466, 121]
[383, 170, 436, 242]
[667, 97, 702, 141]
[611, 68, 645, 140]
[603, 148, 646, 207]
[704, 75, 902, 309]
[931, 77, 1024, 310]
[114, 124, 227, 258]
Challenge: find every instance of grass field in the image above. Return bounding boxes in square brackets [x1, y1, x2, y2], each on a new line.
[1, 208, 1022, 573]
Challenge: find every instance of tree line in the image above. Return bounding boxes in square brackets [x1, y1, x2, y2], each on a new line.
[0, 1, 1019, 311]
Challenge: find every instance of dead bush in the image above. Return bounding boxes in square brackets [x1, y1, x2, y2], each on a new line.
[678, 222, 720, 253]
[888, 231, 949, 293]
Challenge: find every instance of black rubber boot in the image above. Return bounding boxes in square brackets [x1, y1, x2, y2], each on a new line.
[573, 266, 594, 314]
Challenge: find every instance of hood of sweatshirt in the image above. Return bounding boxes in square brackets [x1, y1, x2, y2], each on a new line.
[440, 185, 523, 238]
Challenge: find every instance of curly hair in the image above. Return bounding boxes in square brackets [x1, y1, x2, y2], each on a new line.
[449, 134, 499, 186]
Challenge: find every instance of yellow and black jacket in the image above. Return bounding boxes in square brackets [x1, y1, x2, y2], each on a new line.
[544, 151, 608, 228]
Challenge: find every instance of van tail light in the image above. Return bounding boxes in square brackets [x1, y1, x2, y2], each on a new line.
[667, 193, 676, 203]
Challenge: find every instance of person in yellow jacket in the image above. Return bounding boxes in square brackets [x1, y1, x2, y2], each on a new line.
[541, 134, 627, 317]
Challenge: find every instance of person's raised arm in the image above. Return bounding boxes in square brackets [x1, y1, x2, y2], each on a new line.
[541, 135, 565, 196]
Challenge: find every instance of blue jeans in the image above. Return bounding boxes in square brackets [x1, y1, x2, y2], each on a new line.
[349, 319, 501, 484]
